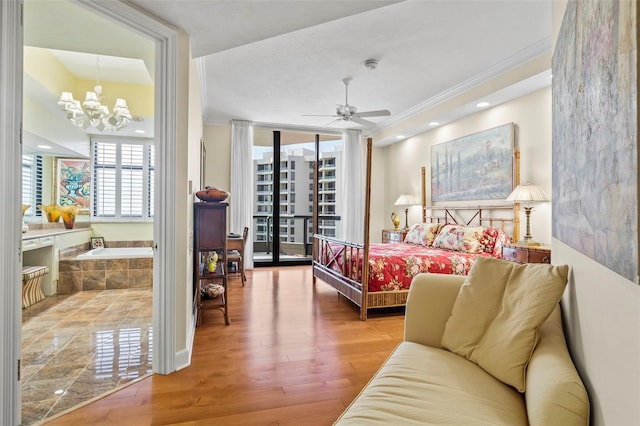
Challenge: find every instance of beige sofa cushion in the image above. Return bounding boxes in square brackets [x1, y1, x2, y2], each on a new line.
[441, 257, 569, 392]
[526, 306, 590, 425]
[335, 341, 527, 425]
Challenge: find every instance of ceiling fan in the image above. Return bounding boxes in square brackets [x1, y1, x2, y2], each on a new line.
[304, 77, 391, 127]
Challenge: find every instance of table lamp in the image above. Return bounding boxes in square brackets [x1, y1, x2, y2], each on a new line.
[506, 182, 549, 246]
[394, 194, 420, 231]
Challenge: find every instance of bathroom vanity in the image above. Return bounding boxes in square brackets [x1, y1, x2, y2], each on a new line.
[22, 225, 92, 296]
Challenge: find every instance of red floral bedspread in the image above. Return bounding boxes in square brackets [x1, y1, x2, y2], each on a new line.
[320, 242, 495, 293]
[366, 243, 494, 292]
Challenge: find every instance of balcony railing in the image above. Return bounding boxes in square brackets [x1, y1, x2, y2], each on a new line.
[251, 214, 341, 259]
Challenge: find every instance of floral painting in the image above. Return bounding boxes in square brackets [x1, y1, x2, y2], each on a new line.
[431, 123, 515, 201]
[56, 158, 91, 210]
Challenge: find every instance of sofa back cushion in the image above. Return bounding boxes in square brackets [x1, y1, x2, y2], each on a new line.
[440, 257, 569, 392]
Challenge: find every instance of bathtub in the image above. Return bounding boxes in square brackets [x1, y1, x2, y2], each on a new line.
[77, 247, 153, 260]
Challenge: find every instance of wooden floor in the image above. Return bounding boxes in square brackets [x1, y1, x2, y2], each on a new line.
[45, 266, 405, 425]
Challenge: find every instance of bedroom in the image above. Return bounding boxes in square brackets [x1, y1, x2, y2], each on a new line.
[0, 1, 638, 425]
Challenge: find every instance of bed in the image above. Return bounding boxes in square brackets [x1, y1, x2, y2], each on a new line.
[312, 138, 521, 320]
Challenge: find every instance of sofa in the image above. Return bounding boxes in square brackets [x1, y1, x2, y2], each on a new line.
[335, 261, 590, 425]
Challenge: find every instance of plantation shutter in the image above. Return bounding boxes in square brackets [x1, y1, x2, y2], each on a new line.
[21, 153, 42, 217]
[93, 141, 118, 217]
[148, 145, 154, 217]
[121, 144, 144, 217]
[92, 138, 154, 220]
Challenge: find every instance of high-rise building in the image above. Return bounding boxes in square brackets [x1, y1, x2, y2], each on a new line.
[253, 146, 342, 255]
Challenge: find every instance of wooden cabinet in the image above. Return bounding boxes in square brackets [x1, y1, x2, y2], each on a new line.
[502, 244, 551, 264]
[382, 229, 407, 243]
[193, 202, 229, 326]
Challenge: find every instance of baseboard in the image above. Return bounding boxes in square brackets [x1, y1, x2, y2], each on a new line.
[175, 312, 196, 371]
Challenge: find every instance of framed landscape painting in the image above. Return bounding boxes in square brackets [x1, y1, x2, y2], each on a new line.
[431, 123, 515, 202]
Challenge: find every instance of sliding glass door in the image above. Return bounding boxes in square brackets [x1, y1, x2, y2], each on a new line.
[252, 129, 342, 266]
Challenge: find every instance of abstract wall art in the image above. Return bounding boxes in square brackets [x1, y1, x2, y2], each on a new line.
[552, 0, 638, 283]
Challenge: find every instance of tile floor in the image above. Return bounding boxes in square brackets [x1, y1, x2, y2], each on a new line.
[21, 288, 153, 425]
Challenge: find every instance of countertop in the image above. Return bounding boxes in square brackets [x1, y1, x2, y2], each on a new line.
[22, 224, 92, 240]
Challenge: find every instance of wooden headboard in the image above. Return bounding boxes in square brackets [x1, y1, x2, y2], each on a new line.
[420, 166, 520, 241]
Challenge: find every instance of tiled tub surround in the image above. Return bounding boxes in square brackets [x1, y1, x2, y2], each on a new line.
[58, 241, 153, 293]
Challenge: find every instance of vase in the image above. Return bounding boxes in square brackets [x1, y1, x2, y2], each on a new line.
[38, 205, 62, 223]
[391, 212, 400, 231]
[61, 205, 80, 229]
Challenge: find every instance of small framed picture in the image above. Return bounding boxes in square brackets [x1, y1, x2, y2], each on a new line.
[90, 237, 105, 249]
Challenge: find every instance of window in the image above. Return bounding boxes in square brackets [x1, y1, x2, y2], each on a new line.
[92, 138, 154, 221]
[22, 153, 42, 217]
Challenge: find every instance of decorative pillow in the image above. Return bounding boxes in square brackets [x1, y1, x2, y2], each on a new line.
[441, 257, 569, 392]
[432, 225, 485, 253]
[404, 222, 443, 246]
[481, 226, 512, 258]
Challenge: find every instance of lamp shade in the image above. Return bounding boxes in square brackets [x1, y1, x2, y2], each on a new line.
[394, 194, 420, 206]
[506, 183, 549, 203]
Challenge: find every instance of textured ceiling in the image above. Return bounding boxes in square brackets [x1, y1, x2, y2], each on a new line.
[130, 0, 552, 139]
[24, 0, 552, 147]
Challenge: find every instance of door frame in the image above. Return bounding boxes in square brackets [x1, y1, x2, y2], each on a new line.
[0, 0, 179, 423]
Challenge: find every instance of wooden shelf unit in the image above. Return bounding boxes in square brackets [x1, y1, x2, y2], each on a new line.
[193, 202, 229, 326]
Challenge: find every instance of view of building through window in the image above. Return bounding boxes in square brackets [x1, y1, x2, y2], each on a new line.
[252, 134, 343, 263]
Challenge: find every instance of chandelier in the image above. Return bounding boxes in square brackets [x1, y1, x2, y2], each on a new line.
[57, 55, 138, 131]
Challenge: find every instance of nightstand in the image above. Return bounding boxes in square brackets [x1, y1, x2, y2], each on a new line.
[502, 244, 551, 264]
[382, 229, 407, 243]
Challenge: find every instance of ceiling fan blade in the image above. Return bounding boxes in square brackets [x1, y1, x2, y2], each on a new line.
[356, 109, 391, 118]
[302, 114, 339, 117]
[323, 118, 342, 127]
[351, 116, 376, 127]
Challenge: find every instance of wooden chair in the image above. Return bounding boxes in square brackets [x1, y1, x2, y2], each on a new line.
[227, 226, 248, 286]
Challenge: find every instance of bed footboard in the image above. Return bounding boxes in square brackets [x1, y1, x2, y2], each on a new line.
[313, 234, 368, 318]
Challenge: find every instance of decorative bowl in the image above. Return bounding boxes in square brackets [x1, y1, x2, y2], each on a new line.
[202, 283, 224, 299]
[196, 186, 229, 202]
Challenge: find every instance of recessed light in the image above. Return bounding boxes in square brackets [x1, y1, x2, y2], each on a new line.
[396, 135, 405, 139]
[476, 101, 490, 108]
[428, 122, 439, 126]
[37, 144, 51, 149]
[135, 130, 145, 134]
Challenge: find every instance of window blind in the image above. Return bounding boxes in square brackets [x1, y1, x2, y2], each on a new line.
[92, 138, 154, 221]
[21, 153, 42, 217]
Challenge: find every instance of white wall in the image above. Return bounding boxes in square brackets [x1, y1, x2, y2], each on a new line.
[552, 2, 640, 425]
[91, 223, 153, 241]
[202, 123, 232, 193]
[170, 29, 194, 366]
[184, 50, 204, 364]
[379, 87, 553, 245]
